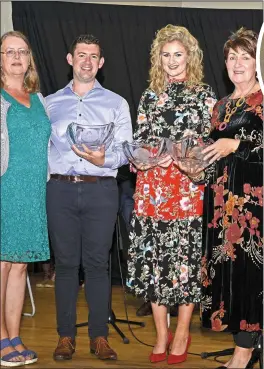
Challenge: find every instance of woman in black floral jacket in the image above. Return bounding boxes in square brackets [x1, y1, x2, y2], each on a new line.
[184, 28, 263, 369]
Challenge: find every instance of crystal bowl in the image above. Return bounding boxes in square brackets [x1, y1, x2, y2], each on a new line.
[166, 135, 214, 172]
[66, 122, 115, 151]
[122, 139, 168, 165]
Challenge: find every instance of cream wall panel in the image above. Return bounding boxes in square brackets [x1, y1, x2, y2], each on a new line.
[1, 1, 13, 35]
[64, 0, 262, 8]
[63, 1, 183, 6]
[182, 1, 262, 9]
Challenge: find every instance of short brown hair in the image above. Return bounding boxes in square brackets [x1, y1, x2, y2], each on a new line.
[223, 27, 258, 60]
[1, 31, 40, 93]
[69, 34, 103, 57]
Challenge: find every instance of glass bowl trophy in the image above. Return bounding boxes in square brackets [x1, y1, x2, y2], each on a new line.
[122, 139, 168, 166]
[66, 122, 115, 151]
[166, 135, 214, 173]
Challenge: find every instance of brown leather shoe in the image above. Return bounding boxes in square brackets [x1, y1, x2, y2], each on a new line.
[90, 337, 117, 360]
[53, 336, 75, 361]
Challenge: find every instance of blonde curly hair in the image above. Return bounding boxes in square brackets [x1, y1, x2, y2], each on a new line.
[1, 31, 40, 93]
[149, 24, 204, 95]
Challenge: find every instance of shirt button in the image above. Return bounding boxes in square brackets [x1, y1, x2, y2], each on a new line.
[79, 113, 81, 116]
[80, 99, 82, 102]
[80, 159, 82, 161]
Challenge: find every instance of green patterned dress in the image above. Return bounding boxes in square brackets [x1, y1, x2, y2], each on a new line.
[1, 90, 50, 262]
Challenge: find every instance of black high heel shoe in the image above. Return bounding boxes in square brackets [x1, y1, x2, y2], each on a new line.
[252, 332, 263, 369]
[216, 332, 263, 369]
[216, 348, 262, 369]
[245, 348, 261, 368]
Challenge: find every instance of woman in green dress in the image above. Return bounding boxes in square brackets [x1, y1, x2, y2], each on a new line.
[1, 31, 50, 367]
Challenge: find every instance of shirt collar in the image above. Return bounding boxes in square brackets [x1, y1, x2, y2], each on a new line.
[63, 79, 104, 93]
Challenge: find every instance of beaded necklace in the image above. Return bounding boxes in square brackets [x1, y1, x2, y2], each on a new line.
[223, 81, 257, 123]
[220, 81, 257, 131]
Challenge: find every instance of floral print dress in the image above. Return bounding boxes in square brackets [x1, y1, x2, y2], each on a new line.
[201, 90, 263, 333]
[127, 81, 217, 306]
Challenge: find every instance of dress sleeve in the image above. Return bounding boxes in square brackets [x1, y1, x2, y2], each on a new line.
[234, 116, 263, 163]
[234, 94, 263, 163]
[196, 85, 217, 138]
[133, 90, 150, 141]
[235, 140, 263, 162]
[187, 86, 217, 184]
[129, 90, 150, 173]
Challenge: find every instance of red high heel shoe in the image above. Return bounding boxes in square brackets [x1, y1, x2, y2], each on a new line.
[167, 335, 191, 364]
[149, 330, 173, 363]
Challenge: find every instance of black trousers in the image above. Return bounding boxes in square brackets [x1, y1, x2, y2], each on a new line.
[233, 331, 260, 349]
[47, 177, 119, 339]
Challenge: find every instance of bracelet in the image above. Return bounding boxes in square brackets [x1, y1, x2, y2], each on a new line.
[189, 171, 205, 182]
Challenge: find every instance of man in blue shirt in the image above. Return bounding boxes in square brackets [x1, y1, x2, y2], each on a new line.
[46, 34, 132, 362]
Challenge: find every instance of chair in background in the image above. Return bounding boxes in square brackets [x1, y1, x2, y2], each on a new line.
[22, 273, 36, 317]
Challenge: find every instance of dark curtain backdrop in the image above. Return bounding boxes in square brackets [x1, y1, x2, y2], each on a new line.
[11, 2, 262, 282]
[12, 1, 262, 125]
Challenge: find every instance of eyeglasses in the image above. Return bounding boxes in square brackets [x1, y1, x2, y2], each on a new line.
[0, 49, 30, 58]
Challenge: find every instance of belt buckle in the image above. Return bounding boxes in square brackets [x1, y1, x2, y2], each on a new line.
[73, 175, 82, 183]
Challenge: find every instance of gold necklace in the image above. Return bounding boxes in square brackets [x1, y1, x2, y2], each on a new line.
[223, 81, 257, 124]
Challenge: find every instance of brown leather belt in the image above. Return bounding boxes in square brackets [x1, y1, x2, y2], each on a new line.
[50, 174, 113, 183]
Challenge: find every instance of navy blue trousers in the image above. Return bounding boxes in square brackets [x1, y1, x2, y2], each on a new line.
[47, 177, 118, 339]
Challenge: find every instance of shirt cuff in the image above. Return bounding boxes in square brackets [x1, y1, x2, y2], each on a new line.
[101, 152, 117, 169]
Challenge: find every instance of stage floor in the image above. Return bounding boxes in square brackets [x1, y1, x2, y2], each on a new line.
[20, 275, 239, 369]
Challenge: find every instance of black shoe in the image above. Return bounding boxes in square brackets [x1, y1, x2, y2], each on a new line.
[136, 301, 152, 316]
[215, 349, 260, 369]
[246, 349, 261, 368]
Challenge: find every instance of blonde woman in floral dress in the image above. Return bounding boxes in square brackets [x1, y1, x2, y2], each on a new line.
[127, 24, 216, 365]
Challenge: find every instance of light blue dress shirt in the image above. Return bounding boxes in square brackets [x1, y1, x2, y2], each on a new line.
[46, 80, 132, 177]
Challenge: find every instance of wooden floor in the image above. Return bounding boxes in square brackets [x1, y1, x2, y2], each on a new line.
[20, 275, 239, 369]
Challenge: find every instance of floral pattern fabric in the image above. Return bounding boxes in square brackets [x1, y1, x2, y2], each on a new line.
[201, 90, 263, 332]
[127, 81, 217, 305]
